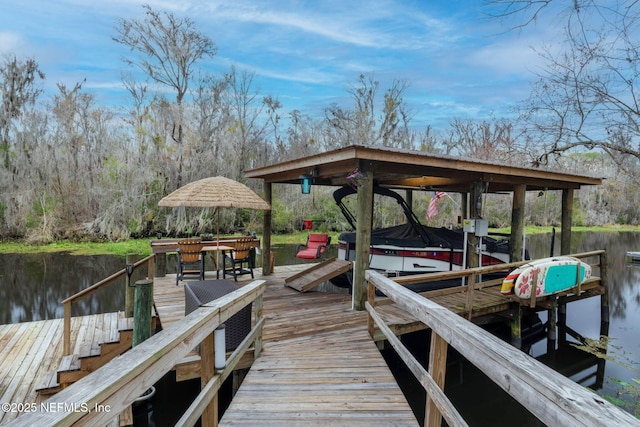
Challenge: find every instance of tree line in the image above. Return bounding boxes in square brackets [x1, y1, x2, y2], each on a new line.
[0, 4, 638, 243]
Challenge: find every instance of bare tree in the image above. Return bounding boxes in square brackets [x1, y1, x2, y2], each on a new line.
[489, 1, 640, 183]
[323, 74, 413, 149]
[113, 4, 216, 188]
[444, 117, 528, 163]
[0, 55, 44, 171]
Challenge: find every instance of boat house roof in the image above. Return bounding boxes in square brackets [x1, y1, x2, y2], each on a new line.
[245, 145, 602, 193]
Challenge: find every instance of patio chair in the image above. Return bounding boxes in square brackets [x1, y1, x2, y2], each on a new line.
[223, 236, 255, 281]
[176, 238, 205, 286]
[184, 279, 251, 350]
[295, 233, 331, 259]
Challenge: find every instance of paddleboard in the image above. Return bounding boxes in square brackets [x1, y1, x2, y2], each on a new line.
[501, 256, 592, 298]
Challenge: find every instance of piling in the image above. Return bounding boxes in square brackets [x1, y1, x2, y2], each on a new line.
[133, 279, 154, 346]
[510, 304, 522, 349]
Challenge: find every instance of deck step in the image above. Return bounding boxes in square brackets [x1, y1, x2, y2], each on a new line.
[285, 258, 352, 292]
[37, 316, 138, 395]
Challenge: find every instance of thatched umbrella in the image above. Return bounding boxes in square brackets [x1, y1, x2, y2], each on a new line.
[158, 176, 271, 266]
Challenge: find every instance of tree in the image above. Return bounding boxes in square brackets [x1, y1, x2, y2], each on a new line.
[489, 1, 640, 183]
[0, 55, 44, 171]
[444, 117, 529, 163]
[323, 74, 413, 149]
[113, 4, 216, 188]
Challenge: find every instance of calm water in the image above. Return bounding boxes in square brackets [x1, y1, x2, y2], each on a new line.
[1, 232, 638, 424]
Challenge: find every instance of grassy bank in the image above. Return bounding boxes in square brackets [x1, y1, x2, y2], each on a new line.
[0, 226, 637, 256]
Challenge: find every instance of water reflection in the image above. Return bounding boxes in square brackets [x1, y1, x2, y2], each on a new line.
[0, 253, 126, 325]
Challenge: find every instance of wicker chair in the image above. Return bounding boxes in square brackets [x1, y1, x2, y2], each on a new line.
[176, 238, 205, 286]
[223, 236, 255, 281]
[184, 280, 251, 350]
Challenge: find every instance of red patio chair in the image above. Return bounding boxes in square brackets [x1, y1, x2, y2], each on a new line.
[295, 233, 331, 259]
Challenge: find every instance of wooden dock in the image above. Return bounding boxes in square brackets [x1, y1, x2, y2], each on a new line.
[1, 252, 611, 426]
[0, 313, 133, 426]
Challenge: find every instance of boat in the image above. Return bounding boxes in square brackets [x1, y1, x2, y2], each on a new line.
[501, 256, 592, 298]
[330, 185, 516, 290]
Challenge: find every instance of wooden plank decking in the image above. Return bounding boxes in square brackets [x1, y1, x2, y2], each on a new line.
[2, 259, 604, 426]
[0, 313, 132, 426]
[219, 326, 418, 426]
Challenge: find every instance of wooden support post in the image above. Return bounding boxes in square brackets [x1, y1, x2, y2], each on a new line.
[560, 188, 573, 255]
[133, 279, 153, 347]
[155, 253, 166, 278]
[425, 333, 448, 427]
[464, 271, 476, 320]
[547, 298, 557, 355]
[460, 192, 468, 221]
[125, 253, 139, 318]
[63, 301, 71, 356]
[262, 182, 273, 276]
[467, 181, 484, 268]
[200, 331, 217, 427]
[254, 294, 263, 359]
[558, 303, 567, 346]
[600, 251, 610, 337]
[367, 279, 376, 339]
[148, 255, 155, 280]
[510, 304, 522, 349]
[353, 170, 373, 311]
[510, 184, 526, 262]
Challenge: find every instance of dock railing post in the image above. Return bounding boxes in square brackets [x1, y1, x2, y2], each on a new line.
[367, 277, 376, 339]
[254, 293, 264, 359]
[63, 301, 71, 355]
[125, 253, 139, 318]
[201, 330, 218, 427]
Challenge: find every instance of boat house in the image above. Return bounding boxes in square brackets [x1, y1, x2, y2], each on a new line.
[245, 144, 603, 310]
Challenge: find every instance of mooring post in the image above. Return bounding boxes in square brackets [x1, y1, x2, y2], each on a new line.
[125, 253, 139, 318]
[558, 302, 567, 346]
[155, 253, 166, 278]
[547, 298, 558, 356]
[600, 251, 610, 337]
[510, 304, 522, 349]
[133, 279, 154, 347]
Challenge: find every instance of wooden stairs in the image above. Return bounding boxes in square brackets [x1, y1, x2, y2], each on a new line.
[37, 313, 138, 395]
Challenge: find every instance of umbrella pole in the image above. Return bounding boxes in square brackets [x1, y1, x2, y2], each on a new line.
[216, 209, 221, 275]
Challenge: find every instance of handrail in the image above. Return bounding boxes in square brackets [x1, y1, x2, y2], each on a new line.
[382, 251, 606, 317]
[365, 265, 639, 427]
[12, 279, 266, 427]
[62, 254, 155, 355]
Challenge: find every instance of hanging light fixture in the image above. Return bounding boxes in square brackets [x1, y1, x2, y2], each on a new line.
[299, 174, 312, 194]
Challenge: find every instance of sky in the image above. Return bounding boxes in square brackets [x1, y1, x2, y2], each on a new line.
[0, 0, 564, 131]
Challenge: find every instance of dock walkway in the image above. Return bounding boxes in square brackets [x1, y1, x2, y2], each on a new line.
[219, 326, 418, 426]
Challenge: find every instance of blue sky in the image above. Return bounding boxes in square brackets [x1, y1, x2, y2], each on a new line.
[0, 0, 561, 130]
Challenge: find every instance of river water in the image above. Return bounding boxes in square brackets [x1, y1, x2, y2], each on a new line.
[0, 231, 638, 424]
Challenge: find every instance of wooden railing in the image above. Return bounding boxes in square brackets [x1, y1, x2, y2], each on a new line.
[365, 261, 639, 427]
[381, 250, 606, 318]
[61, 255, 155, 355]
[12, 279, 266, 427]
